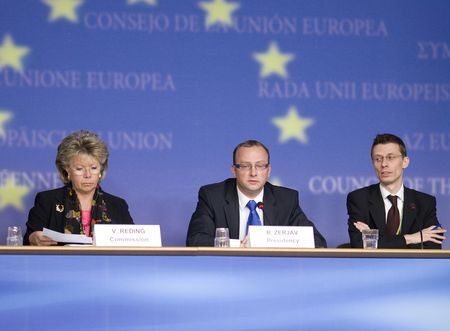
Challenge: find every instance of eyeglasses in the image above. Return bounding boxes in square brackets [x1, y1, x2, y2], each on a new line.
[70, 166, 101, 176]
[372, 154, 403, 164]
[234, 163, 269, 172]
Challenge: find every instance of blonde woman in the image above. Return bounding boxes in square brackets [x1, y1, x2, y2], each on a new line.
[25, 130, 133, 245]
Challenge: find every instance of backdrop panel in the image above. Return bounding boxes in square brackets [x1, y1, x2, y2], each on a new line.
[1, 0, 449, 247]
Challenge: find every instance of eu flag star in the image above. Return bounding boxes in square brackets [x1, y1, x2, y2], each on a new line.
[0, 110, 12, 138]
[253, 41, 295, 79]
[0, 35, 30, 73]
[42, 0, 84, 23]
[0, 177, 31, 212]
[272, 106, 314, 144]
[199, 0, 240, 27]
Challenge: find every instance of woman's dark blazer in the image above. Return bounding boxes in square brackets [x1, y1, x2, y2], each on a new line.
[24, 186, 133, 245]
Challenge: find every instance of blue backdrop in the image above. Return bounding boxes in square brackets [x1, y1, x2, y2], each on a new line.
[1, 0, 449, 247]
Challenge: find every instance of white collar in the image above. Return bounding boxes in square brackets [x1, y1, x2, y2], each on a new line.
[379, 183, 404, 202]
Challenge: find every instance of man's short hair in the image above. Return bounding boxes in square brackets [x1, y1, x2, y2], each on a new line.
[233, 140, 270, 164]
[371, 133, 407, 157]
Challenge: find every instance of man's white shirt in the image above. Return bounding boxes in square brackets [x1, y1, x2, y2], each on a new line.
[237, 186, 264, 241]
[379, 184, 405, 224]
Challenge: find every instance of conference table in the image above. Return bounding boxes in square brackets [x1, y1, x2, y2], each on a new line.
[1, 247, 450, 331]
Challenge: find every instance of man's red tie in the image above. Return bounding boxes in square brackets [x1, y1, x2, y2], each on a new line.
[387, 195, 400, 235]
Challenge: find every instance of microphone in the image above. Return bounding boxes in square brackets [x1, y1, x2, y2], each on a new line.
[257, 201, 267, 224]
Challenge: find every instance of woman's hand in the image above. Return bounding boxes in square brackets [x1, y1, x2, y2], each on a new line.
[28, 231, 58, 246]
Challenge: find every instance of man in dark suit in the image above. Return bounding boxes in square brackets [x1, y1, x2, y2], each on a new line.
[347, 133, 446, 249]
[186, 140, 326, 248]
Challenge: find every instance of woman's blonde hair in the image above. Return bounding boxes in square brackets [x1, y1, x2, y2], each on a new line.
[55, 130, 109, 184]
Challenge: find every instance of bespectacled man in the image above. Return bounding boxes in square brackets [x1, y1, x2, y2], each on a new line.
[186, 139, 326, 247]
[347, 133, 446, 248]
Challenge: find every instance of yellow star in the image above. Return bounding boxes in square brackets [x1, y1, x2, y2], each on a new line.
[272, 106, 315, 144]
[253, 41, 295, 78]
[0, 177, 31, 212]
[0, 34, 30, 72]
[127, 0, 157, 5]
[199, 0, 240, 27]
[0, 110, 13, 138]
[42, 0, 84, 23]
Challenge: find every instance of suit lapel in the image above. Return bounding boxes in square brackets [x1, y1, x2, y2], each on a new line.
[224, 179, 240, 239]
[262, 183, 276, 226]
[402, 187, 417, 233]
[368, 185, 386, 232]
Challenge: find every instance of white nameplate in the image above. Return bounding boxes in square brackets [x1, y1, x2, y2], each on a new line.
[248, 226, 315, 248]
[94, 224, 162, 247]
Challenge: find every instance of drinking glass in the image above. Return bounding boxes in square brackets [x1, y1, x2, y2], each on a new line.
[214, 228, 230, 248]
[6, 226, 23, 246]
[362, 229, 378, 249]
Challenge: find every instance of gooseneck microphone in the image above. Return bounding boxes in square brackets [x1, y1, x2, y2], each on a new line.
[256, 201, 267, 224]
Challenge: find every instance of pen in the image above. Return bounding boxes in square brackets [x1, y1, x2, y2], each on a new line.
[432, 223, 443, 230]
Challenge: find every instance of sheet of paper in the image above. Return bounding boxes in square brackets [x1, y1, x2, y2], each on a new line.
[43, 228, 93, 244]
[229, 239, 241, 248]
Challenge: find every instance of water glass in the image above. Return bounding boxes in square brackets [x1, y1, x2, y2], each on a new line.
[6, 226, 23, 246]
[214, 228, 230, 248]
[362, 229, 378, 249]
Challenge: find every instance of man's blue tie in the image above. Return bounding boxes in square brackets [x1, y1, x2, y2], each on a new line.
[246, 200, 262, 234]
